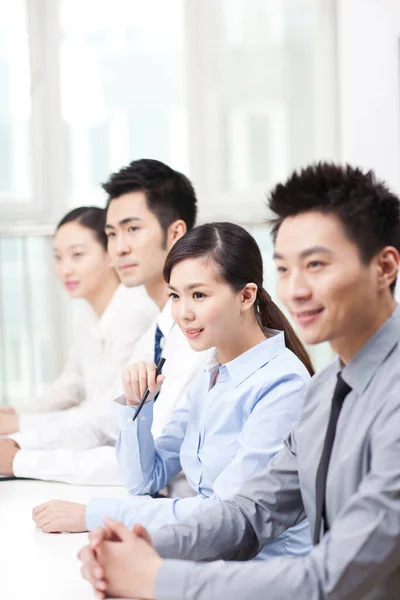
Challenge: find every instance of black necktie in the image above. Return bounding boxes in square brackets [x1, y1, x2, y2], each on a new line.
[314, 373, 351, 544]
[154, 325, 164, 366]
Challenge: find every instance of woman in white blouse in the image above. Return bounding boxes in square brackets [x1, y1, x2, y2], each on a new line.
[0, 207, 156, 443]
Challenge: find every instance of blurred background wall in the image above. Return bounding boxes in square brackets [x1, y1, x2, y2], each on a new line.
[0, 0, 399, 405]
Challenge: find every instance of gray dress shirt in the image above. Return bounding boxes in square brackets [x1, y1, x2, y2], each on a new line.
[152, 304, 400, 600]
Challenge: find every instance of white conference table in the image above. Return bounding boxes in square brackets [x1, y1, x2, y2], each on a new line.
[0, 478, 129, 600]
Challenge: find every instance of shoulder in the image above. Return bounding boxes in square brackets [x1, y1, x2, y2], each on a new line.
[261, 347, 312, 386]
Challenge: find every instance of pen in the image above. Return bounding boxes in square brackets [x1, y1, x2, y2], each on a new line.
[131, 357, 166, 423]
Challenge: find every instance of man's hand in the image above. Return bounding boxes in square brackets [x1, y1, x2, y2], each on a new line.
[78, 518, 162, 599]
[121, 361, 165, 406]
[0, 439, 20, 475]
[0, 411, 19, 435]
[32, 500, 87, 533]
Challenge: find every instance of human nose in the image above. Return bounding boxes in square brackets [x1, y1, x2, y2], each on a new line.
[287, 269, 312, 301]
[278, 268, 312, 307]
[60, 259, 73, 277]
[178, 298, 195, 323]
[115, 232, 131, 256]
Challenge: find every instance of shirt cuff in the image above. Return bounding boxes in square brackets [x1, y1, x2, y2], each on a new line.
[155, 560, 190, 600]
[12, 449, 37, 478]
[114, 397, 154, 432]
[86, 497, 125, 531]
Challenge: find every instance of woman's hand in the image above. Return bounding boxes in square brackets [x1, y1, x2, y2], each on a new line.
[32, 500, 87, 533]
[121, 361, 165, 406]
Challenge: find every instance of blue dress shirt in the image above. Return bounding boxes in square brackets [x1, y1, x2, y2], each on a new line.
[86, 329, 312, 559]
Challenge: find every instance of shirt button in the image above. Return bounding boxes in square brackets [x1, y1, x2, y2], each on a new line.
[127, 417, 133, 423]
[132, 451, 138, 458]
[140, 416, 146, 421]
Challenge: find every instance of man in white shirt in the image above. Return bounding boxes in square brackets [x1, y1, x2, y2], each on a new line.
[0, 159, 205, 490]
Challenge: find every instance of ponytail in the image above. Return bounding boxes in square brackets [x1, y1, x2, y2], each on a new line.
[257, 288, 314, 376]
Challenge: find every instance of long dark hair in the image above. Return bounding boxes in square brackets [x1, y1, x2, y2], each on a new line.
[163, 222, 314, 376]
[56, 207, 107, 250]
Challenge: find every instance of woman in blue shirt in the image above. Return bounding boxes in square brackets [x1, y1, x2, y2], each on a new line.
[37, 222, 314, 558]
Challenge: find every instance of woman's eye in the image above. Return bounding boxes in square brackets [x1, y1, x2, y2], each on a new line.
[193, 292, 205, 299]
[54, 256, 61, 263]
[276, 266, 287, 274]
[308, 260, 324, 270]
[72, 253, 83, 258]
[168, 292, 179, 300]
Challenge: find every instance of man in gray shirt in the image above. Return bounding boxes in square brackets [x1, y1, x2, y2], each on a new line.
[79, 163, 400, 600]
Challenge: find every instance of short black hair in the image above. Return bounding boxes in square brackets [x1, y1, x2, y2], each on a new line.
[268, 162, 400, 292]
[102, 159, 197, 239]
[56, 207, 107, 250]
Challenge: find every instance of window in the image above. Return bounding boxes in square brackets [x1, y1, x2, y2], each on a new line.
[0, 0, 31, 204]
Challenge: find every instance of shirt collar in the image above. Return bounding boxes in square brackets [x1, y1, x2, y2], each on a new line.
[156, 299, 175, 338]
[341, 304, 400, 395]
[205, 328, 286, 387]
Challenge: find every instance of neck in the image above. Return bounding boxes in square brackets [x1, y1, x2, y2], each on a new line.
[217, 317, 267, 365]
[331, 297, 397, 364]
[145, 275, 169, 310]
[86, 273, 120, 317]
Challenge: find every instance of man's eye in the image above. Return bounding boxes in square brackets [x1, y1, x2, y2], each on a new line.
[128, 227, 138, 233]
[106, 232, 115, 238]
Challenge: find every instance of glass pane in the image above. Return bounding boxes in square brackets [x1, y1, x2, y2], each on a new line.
[218, 0, 319, 195]
[59, 0, 186, 206]
[0, 235, 67, 407]
[0, 0, 31, 202]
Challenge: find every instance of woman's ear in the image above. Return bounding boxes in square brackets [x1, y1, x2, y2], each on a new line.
[167, 220, 187, 250]
[240, 283, 258, 312]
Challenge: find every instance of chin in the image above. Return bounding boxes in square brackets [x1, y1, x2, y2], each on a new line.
[68, 290, 83, 299]
[118, 274, 142, 288]
[297, 327, 326, 346]
[187, 338, 212, 352]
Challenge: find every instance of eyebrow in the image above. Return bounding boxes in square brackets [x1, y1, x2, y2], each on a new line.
[273, 246, 335, 260]
[104, 217, 142, 230]
[168, 282, 210, 292]
[53, 243, 86, 252]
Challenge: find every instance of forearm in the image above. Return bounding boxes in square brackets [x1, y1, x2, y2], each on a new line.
[13, 446, 122, 485]
[87, 491, 220, 532]
[13, 408, 118, 451]
[155, 555, 318, 600]
[116, 400, 183, 495]
[152, 499, 260, 562]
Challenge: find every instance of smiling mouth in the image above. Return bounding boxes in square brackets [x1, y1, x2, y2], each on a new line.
[294, 308, 324, 324]
[184, 328, 204, 339]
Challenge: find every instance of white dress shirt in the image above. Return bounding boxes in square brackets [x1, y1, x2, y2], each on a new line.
[11, 285, 157, 479]
[12, 301, 206, 485]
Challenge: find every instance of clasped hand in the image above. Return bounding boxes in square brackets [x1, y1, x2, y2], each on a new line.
[78, 518, 162, 599]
